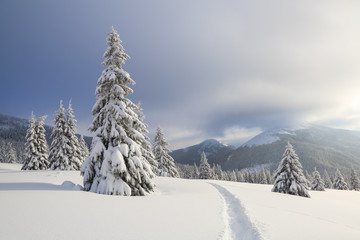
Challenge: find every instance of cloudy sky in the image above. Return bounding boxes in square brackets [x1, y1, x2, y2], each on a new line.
[1, 1, 360, 149]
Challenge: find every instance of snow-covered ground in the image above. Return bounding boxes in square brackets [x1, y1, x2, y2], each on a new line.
[1, 163, 360, 240]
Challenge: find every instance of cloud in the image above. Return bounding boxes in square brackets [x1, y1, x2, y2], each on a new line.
[138, 1, 360, 149]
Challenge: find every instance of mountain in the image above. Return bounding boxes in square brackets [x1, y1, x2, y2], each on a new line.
[220, 124, 360, 174]
[0, 114, 91, 162]
[170, 139, 235, 166]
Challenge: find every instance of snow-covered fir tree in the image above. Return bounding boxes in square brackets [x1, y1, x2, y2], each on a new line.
[6, 142, 17, 163]
[153, 127, 178, 177]
[22, 113, 49, 170]
[81, 27, 155, 196]
[34, 116, 49, 168]
[193, 162, 199, 179]
[311, 167, 325, 191]
[272, 142, 310, 197]
[65, 101, 83, 170]
[229, 170, 237, 182]
[259, 168, 268, 184]
[199, 152, 212, 179]
[214, 164, 224, 180]
[349, 168, 360, 191]
[265, 169, 273, 184]
[0, 141, 7, 162]
[236, 170, 244, 182]
[333, 169, 348, 190]
[323, 169, 332, 189]
[304, 170, 312, 188]
[79, 135, 89, 162]
[49, 101, 70, 170]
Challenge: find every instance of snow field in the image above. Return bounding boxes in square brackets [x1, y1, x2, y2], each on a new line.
[1, 163, 360, 240]
[0, 164, 223, 240]
[217, 181, 360, 240]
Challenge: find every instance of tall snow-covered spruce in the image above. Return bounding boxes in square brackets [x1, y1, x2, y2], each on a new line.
[81, 27, 155, 196]
[272, 142, 310, 198]
[153, 126, 179, 177]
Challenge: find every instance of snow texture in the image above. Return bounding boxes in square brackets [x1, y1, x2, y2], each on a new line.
[1, 163, 360, 240]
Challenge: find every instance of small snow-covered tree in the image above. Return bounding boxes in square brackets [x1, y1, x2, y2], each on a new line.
[229, 170, 237, 182]
[236, 170, 244, 182]
[34, 116, 49, 168]
[6, 142, 17, 163]
[22, 113, 49, 170]
[66, 101, 83, 170]
[349, 168, 360, 191]
[304, 170, 312, 188]
[272, 142, 310, 198]
[192, 162, 199, 179]
[311, 167, 325, 191]
[323, 169, 332, 189]
[79, 135, 89, 162]
[81, 27, 154, 196]
[22, 113, 38, 170]
[265, 169, 273, 184]
[0, 141, 7, 162]
[153, 126, 178, 177]
[259, 168, 268, 184]
[214, 164, 224, 180]
[49, 101, 70, 170]
[199, 152, 212, 179]
[333, 169, 348, 190]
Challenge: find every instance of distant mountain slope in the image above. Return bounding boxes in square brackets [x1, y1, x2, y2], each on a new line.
[170, 139, 235, 166]
[220, 125, 360, 174]
[0, 114, 92, 162]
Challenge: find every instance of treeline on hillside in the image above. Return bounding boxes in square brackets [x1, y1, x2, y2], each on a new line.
[175, 162, 360, 191]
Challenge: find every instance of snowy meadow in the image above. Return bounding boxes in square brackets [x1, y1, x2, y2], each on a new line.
[1, 163, 360, 240]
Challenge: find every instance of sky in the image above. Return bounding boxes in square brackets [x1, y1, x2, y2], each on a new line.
[1, 1, 360, 149]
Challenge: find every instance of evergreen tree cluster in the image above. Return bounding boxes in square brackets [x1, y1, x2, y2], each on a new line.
[21, 103, 89, 171]
[48, 101, 87, 170]
[176, 160, 273, 184]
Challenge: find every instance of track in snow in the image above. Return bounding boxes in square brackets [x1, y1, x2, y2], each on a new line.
[210, 183, 263, 240]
